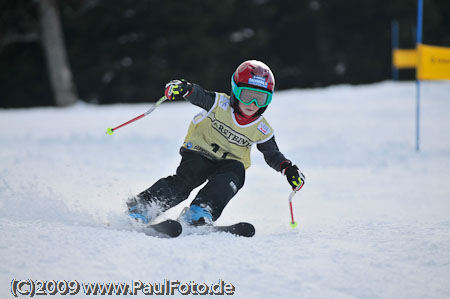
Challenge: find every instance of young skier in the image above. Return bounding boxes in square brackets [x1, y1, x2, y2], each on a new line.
[127, 60, 305, 225]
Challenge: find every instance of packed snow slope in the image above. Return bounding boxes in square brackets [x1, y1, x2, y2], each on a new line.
[1, 81, 450, 298]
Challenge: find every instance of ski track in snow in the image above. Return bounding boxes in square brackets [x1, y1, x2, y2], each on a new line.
[1, 81, 450, 298]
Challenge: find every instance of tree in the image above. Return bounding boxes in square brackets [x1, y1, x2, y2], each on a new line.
[39, 0, 77, 106]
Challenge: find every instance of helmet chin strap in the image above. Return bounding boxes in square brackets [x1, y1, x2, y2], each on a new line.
[230, 91, 242, 115]
[235, 104, 246, 118]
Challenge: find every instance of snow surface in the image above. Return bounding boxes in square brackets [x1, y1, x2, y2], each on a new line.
[1, 81, 450, 298]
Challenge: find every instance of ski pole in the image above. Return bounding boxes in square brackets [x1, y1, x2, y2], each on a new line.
[288, 190, 298, 228]
[106, 95, 168, 135]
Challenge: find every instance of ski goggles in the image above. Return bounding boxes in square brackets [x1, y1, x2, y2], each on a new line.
[231, 75, 272, 108]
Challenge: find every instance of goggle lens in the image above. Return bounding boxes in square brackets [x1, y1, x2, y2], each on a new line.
[239, 89, 269, 106]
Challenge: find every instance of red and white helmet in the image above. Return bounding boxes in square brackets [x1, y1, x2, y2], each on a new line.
[231, 60, 275, 115]
[233, 60, 275, 92]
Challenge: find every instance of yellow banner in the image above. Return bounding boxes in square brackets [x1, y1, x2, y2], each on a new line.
[417, 43, 450, 80]
[393, 49, 417, 69]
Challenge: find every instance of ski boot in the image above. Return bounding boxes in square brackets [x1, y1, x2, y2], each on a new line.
[180, 205, 213, 226]
[127, 197, 151, 224]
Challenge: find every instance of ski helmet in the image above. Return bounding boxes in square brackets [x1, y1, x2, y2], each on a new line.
[230, 60, 275, 116]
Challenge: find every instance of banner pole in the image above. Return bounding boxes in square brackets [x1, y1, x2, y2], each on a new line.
[415, 0, 423, 152]
[392, 19, 399, 81]
[415, 80, 421, 151]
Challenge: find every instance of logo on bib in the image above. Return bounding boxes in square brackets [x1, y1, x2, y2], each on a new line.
[208, 113, 253, 148]
[219, 97, 229, 110]
[257, 122, 271, 135]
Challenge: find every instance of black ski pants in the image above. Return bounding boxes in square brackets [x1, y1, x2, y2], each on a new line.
[137, 150, 245, 221]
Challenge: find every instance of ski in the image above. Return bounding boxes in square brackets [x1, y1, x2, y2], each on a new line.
[211, 222, 255, 237]
[139, 219, 254, 238]
[144, 219, 182, 238]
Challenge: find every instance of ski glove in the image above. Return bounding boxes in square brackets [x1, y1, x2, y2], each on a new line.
[165, 79, 193, 100]
[281, 161, 305, 191]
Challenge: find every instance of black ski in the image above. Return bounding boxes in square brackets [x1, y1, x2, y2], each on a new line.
[141, 220, 254, 238]
[144, 219, 182, 238]
[212, 222, 255, 237]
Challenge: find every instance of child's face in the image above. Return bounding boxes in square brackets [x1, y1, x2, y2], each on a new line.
[238, 102, 259, 116]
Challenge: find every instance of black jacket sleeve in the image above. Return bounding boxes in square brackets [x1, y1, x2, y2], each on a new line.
[184, 84, 216, 111]
[257, 136, 289, 172]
